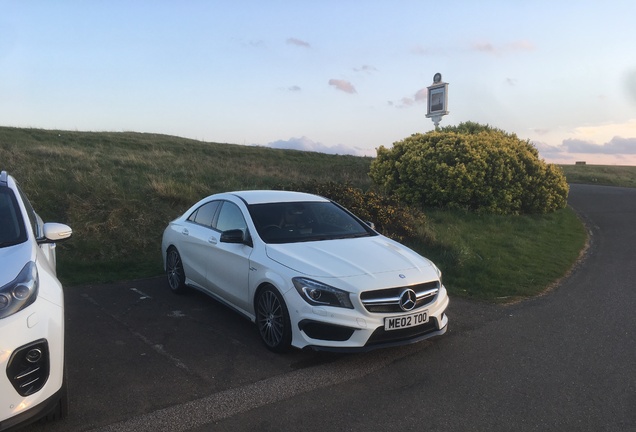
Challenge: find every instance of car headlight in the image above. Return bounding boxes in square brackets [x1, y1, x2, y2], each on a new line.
[433, 263, 443, 286]
[0, 261, 39, 320]
[292, 277, 353, 309]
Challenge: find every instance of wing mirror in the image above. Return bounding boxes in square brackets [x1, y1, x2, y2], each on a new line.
[220, 229, 248, 245]
[40, 223, 73, 243]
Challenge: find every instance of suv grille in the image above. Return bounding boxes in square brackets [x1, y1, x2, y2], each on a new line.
[360, 281, 439, 313]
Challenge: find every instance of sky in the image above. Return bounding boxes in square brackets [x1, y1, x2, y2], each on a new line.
[2, 0, 636, 165]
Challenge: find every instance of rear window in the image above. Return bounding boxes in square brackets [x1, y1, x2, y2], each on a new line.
[0, 188, 27, 247]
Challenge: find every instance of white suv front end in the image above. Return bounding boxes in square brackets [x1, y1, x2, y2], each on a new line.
[0, 171, 72, 431]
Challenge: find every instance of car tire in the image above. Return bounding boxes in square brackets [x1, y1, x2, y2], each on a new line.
[166, 247, 187, 294]
[41, 370, 68, 424]
[255, 286, 292, 353]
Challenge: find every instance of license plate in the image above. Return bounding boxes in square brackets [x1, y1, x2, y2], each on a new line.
[385, 310, 428, 331]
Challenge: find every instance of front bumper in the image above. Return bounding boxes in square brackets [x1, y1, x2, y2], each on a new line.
[0, 297, 64, 430]
[286, 285, 450, 351]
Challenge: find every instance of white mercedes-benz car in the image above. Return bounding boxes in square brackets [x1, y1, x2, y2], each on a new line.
[0, 171, 72, 431]
[162, 190, 448, 352]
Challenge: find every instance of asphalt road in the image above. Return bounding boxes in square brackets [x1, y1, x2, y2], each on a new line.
[29, 184, 635, 432]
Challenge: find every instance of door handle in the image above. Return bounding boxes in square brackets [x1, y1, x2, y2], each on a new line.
[208, 237, 218, 245]
[181, 228, 189, 236]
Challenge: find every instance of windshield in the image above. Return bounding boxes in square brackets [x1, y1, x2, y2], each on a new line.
[0, 188, 28, 248]
[248, 201, 375, 244]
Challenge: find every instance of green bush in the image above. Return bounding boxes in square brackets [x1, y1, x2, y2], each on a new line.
[277, 180, 426, 243]
[369, 122, 569, 215]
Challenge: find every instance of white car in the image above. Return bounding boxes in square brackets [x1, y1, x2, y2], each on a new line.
[162, 190, 449, 352]
[0, 171, 72, 430]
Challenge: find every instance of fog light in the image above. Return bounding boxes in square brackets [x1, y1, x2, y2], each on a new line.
[25, 348, 43, 363]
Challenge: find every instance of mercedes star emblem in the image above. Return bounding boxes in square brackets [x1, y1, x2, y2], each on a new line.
[399, 289, 417, 311]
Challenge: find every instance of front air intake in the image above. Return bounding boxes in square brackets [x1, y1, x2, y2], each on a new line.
[6, 339, 50, 396]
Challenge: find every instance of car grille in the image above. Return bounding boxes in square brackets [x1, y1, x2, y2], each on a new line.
[359, 281, 440, 313]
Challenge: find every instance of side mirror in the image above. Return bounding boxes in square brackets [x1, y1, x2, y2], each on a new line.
[220, 229, 247, 244]
[365, 221, 376, 230]
[42, 223, 72, 243]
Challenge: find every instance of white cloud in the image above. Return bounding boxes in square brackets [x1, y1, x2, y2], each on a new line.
[569, 119, 636, 144]
[389, 88, 427, 108]
[564, 137, 636, 154]
[533, 119, 636, 164]
[328, 79, 357, 94]
[353, 65, 377, 73]
[286, 37, 311, 48]
[471, 39, 536, 56]
[262, 136, 369, 156]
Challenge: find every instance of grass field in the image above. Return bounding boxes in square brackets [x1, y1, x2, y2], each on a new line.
[0, 126, 600, 302]
[560, 164, 636, 188]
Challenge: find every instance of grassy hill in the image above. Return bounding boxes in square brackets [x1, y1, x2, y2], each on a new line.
[1, 126, 373, 284]
[560, 164, 636, 188]
[1, 126, 592, 302]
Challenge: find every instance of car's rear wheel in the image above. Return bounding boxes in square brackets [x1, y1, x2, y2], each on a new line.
[166, 247, 187, 294]
[256, 286, 291, 352]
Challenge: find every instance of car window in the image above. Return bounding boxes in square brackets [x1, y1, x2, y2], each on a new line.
[188, 201, 220, 227]
[0, 188, 28, 247]
[215, 201, 247, 234]
[16, 184, 43, 239]
[249, 201, 374, 244]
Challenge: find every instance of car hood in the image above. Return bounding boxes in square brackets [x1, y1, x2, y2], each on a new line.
[265, 236, 437, 279]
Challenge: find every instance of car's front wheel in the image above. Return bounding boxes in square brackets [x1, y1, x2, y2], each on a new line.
[255, 286, 291, 352]
[166, 247, 187, 294]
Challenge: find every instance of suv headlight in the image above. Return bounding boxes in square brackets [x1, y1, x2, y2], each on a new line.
[293, 277, 353, 309]
[0, 261, 39, 319]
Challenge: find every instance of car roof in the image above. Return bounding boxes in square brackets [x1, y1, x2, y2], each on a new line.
[229, 190, 329, 205]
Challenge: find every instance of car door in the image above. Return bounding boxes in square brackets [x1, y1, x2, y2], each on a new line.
[207, 200, 252, 312]
[178, 201, 221, 289]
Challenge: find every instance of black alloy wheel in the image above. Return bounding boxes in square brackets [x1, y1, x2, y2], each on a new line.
[256, 286, 292, 352]
[166, 247, 187, 294]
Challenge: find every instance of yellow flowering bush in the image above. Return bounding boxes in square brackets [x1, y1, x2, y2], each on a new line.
[369, 122, 568, 215]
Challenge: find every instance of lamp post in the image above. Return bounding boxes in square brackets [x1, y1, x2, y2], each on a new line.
[425, 73, 449, 129]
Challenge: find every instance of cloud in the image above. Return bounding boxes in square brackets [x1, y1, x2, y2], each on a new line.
[414, 88, 427, 102]
[328, 79, 357, 94]
[263, 136, 368, 156]
[389, 88, 427, 108]
[288, 85, 301, 92]
[287, 37, 311, 48]
[533, 140, 565, 156]
[353, 65, 377, 73]
[564, 136, 636, 154]
[472, 39, 535, 55]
